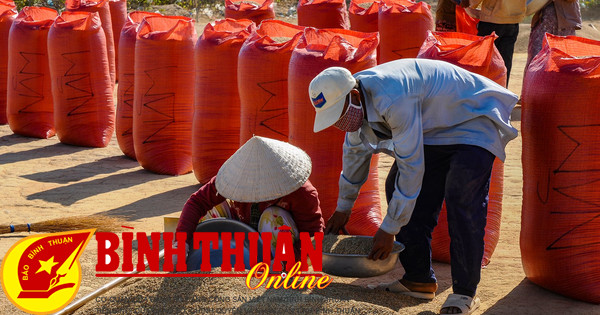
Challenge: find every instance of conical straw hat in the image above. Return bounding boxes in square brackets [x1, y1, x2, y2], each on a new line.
[215, 136, 312, 202]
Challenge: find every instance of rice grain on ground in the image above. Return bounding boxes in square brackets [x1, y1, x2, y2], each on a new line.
[75, 269, 401, 315]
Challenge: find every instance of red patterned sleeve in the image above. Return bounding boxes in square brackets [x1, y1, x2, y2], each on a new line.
[176, 176, 226, 241]
[285, 180, 325, 235]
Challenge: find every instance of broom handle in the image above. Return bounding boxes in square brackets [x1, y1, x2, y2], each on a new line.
[54, 250, 165, 315]
[1, 223, 31, 235]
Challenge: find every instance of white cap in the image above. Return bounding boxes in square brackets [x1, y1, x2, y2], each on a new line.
[215, 136, 312, 202]
[309, 67, 357, 133]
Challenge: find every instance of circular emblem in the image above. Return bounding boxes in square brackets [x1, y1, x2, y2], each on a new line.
[1, 229, 95, 314]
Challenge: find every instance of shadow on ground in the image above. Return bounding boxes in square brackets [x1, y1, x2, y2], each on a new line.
[0, 133, 41, 145]
[0, 142, 94, 164]
[483, 278, 599, 314]
[97, 185, 200, 221]
[333, 260, 453, 313]
[312, 282, 430, 312]
[26, 169, 170, 206]
[22, 156, 139, 184]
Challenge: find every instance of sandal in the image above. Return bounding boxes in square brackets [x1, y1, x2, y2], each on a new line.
[440, 294, 480, 314]
[367, 279, 437, 300]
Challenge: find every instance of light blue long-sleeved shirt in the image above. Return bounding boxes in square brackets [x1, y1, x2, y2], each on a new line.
[337, 59, 518, 235]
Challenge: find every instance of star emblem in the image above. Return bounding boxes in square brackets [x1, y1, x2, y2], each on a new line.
[36, 256, 59, 275]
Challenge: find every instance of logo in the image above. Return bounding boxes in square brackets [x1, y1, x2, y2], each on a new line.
[95, 231, 332, 290]
[1, 229, 95, 314]
[311, 92, 326, 109]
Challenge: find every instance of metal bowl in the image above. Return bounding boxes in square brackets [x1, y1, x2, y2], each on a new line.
[321, 235, 405, 278]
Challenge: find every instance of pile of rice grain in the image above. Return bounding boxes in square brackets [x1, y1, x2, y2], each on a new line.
[74, 268, 398, 315]
[321, 235, 403, 256]
[270, 36, 292, 44]
[233, 0, 261, 6]
[358, 2, 375, 9]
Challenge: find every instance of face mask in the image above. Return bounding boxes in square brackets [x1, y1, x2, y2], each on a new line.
[333, 99, 364, 132]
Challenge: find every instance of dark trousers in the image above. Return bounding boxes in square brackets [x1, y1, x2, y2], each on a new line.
[385, 145, 495, 297]
[477, 21, 519, 87]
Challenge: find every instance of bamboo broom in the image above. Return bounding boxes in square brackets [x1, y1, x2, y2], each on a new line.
[1, 215, 127, 235]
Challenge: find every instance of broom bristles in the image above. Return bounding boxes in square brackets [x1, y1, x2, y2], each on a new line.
[2, 215, 128, 235]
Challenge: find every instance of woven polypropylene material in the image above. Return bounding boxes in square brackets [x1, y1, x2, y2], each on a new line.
[288, 27, 382, 236]
[133, 15, 196, 175]
[66, 0, 116, 85]
[238, 20, 305, 144]
[521, 34, 600, 304]
[417, 31, 506, 87]
[109, 0, 127, 79]
[379, 0, 434, 64]
[297, 0, 350, 29]
[0, 3, 16, 125]
[48, 11, 114, 147]
[7, 7, 56, 139]
[193, 19, 256, 184]
[455, 6, 478, 35]
[225, 0, 275, 26]
[115, 11, 162, 160]
[349, 0, 380, 33]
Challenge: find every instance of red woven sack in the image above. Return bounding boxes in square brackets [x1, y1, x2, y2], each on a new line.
[109, 0, 127, 78]
[297, 0, 350, 29]
[418, 31, 506, 88]
[378, 0, 434, 63]
[225, 0, 275, 25]
[48, 11, 114, 147]
[133, 15, 196, 175]
[288, 28, 382, 236]
[417, 31, 507, 266]
[238, 20, 304, 144]
[455, 5, 478, 35]
[521, 34, 600, 304]
[193, 19, 256, 184]
[116, 11, 162, 160]
[66, 0, 116, 85]
[7, 7, 57, 139]
[0, 2, 16, 125]
[349, 0, 379, 32]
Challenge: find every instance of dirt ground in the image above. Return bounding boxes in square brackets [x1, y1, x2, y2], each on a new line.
[1, 5, 600, 315]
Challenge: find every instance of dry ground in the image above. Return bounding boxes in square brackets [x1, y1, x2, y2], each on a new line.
[1, 6, 600, 315]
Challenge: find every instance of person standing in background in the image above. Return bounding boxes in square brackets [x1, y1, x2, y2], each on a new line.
[465, 0, 527, 86]
[436, 0, 458, 31]
[525, 0, 582, 69]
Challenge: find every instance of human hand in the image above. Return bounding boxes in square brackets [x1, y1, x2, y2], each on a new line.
[324, 211, 350, 235]
[368, 228, 395, 260]
[171, 241, 189, 272]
